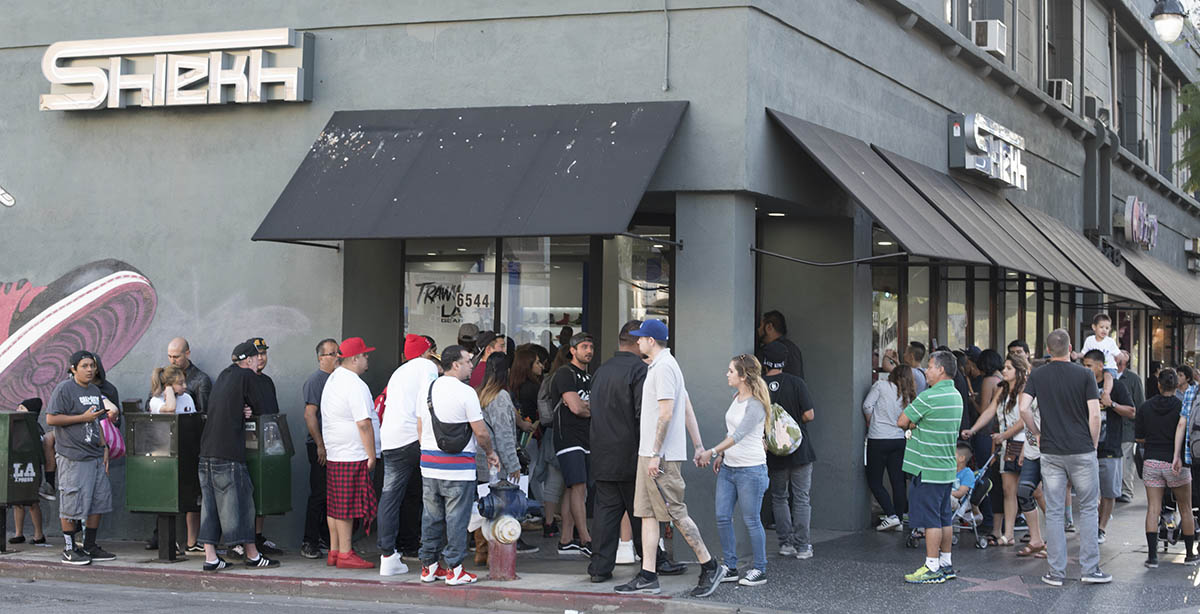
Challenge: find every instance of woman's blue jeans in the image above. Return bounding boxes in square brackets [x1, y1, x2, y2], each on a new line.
[716, 463, 770, 572]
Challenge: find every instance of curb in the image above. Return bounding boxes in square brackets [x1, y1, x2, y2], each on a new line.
[0, 558, 757, 614]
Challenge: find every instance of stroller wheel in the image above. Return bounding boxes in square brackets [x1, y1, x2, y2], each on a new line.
[976, 537, 988, 549]
[905, 533, 919, 548]
[951, 534, 959, 546]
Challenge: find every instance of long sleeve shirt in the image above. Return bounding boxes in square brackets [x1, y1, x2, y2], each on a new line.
[476, 389, 521, 481]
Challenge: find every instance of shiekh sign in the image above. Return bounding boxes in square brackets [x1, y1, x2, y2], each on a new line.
[947, 113, 1028, 191]
[40, 28, 313, 111]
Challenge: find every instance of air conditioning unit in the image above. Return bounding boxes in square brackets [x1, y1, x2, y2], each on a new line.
[1186, 238, 1200, 255]
[1046, 79, 1074, 109]
[973, 20, 1007, 59]
[1189, 255, 1200, 273]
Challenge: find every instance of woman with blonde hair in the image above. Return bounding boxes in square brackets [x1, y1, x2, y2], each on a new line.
[698, 354, 771, 587]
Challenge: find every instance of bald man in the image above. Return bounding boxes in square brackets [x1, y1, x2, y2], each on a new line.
[167, 337, 213, 413]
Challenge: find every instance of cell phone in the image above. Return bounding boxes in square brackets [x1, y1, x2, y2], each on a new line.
[91, 406, 105, 413]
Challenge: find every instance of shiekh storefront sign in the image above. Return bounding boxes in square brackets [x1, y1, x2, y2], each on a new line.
[947, 113, 1028, 190]
[1115, 196, 1159, 250]
[39, 28, 313, 111]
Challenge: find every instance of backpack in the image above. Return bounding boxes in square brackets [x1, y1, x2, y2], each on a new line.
[537, 370, 560, 428]
[427, 381, 473, 454]
[764, 402, 803, 456]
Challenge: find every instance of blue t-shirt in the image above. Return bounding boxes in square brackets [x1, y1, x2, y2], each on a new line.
[953, 467, 975, 492]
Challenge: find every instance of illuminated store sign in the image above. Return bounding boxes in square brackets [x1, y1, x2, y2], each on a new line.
[40, 28, 312, 111]
[948, 113, 1028, 190]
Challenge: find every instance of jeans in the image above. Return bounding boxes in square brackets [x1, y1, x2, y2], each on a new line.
[865, 438, 907, 517]
[303, 441, 329, 546]
[589, 479, 662, 577]
[1016, 457, 1041, 513]
[769, 462, 813, 548]
[419, 477, 476, 569]
[716, 463, 769, 572]
[198, 457, 256, 546]
[1042, 452, 1101, 576]
[376, 442, 420, 555]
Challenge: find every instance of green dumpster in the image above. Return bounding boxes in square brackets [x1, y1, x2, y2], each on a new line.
[245, 414, 294, 516]
[124, 413, 203, 514]
[1, 410, 43, 506]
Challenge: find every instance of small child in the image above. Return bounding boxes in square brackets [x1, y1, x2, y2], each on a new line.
[149, 366, 196, 414]
[951, 443, 976, 511]
[9, 398, 47, 545]
[1081, 313, 1118, 407]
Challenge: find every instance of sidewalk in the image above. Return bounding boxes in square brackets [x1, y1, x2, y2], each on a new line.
[3, 493, 1197, 613]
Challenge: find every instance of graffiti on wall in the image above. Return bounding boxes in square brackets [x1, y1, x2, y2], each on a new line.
[0, 259, 157, 409]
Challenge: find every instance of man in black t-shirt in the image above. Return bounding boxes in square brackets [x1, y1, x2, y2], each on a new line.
[761, 342, 817, 559]
[299, 338, 338, 559]
[246, 337, 283, 556]
[756, 310, 804, 378]
[552, 332, 594, 555]
[1082, 350, 1135, 542]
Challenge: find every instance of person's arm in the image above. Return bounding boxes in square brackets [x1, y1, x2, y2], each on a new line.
[1019, 392, 1039, 440]
[862, 382, 881, 423]
[801, 408, 815, 423]
[355, 418, 376, 471]
[897, 410, 914, 430]
[964, 387, 1001, 438]
[1173, 414, 1188, 474]
[684, 394, 705, 457]
[45, 407, 103, 426]
[469, 419, 499, 467]
[1111, 401, 1136, 420]
[492, 394, 521, 478]
[561, 391, 590, 418]
[194, 375, 212, 412]
[304, 404, 326, 464]
[1100, 371, 1114, 407]
[647, 398, 676, 476]
[1088, 398, 1101, 449]
[161, 387, 178, 414]
[951, 485, 969, 499]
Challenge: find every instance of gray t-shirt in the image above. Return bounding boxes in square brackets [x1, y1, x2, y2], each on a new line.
[47, 378, 106, 461]
[303, 369, 332, 445]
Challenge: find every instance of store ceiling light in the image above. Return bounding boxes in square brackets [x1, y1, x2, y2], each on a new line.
[456, 247, 467, 252]
[426, 252, 436, 256]
[1151, 0, 1187, 43]
[877, 240, 894, 246]
[652, 244, 664, 249]
[767, 212, 786, 217]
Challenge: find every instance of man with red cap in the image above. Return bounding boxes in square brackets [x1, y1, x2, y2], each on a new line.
[376, 333, 439, 575]
[320, 337, 380, 569]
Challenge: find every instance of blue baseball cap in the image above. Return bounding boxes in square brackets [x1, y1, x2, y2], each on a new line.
[629, 319, 669, 341]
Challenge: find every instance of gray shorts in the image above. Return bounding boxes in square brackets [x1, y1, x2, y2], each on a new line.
[1097, 457, 1122, 500]
[56, 455, 112, 521]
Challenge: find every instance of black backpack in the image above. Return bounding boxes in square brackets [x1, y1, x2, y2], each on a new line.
[427, 381, 473, 454]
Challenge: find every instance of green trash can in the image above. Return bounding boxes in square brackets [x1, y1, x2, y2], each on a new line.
[124, 413, 203, 514]
[244, 414, 294, 516]
[1, 410, 43, 506]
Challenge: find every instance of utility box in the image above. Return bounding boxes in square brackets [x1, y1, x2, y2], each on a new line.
[124, 413, 203, 513]
[0, 411, 43, 506]
[244, 414, 294, 516]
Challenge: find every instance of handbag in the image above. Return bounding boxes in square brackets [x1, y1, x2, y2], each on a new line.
[764, 402, 803, 456]
[101, 416, 125, 460]
[427, 381, 473, 454]
[1002, 439, 1024, 464]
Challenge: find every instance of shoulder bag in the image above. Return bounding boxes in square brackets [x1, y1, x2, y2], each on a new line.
[427, 381, 473, 454]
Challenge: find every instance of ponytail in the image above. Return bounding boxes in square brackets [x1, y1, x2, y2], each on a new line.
[150, 367, 166, 398]
[150, 365, 185, 398]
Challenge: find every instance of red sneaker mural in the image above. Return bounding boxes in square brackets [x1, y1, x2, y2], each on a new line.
[0, 259, 156, 409]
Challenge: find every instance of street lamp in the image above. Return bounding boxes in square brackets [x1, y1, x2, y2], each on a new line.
[1151, 0, 1187, 43]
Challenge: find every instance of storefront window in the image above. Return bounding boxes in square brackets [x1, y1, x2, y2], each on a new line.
[501, 236, 589, 350]
[404, 238, 497, 346]
[1003, 273, 1019, 347]
[610, 226, 672, 328]
[872, 265, 899, 368]
[1152, 314, 1177, 366]
[1117, 309, 1141, 373]
[973, 267, 990, 349]
[1042, 282, 1055, 344]
[1025, 280, 1037, 354]
[944, 266, 967, 351]
[907, 263, 930, 349]
[1184, 319, 1200, 367]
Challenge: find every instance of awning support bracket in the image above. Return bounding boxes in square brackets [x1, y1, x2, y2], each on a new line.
[270, 240, 341, 252]
[620, 232, 682, 251]
[752, 246, 908, 267]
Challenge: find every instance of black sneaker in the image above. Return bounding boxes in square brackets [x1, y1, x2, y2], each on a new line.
[1041, 572, 1065, 587]
[738, 568, 767, 587]
[61, 548, 91, 566]
[718, 565, 738, 583]
[657, 558, 687, 576]
[516, 538, 539, 554]
[299, 542, 322, 559]
[1081, 570, 1112, 584]
[186, 543, 204, 553]
[83, 546, 116, 562]
[1145, 557, 1160, 568]
[579, 541, 593, 557]
[614, 571, 661, 595]
[558, 540, 582, 555]
[543, 522, 560, 538]
[941, 565, 957, 580]
[256, 535, 283, 555]
[1184, 553, 1200, 566]
[691, 561, 721, 598]
[203, 557, 230, 572]
[245, 555, 281, 569]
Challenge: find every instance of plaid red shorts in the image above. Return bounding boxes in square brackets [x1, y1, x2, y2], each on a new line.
[326, 460, 378, 531]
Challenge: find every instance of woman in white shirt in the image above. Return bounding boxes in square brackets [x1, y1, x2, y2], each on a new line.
[863, 364, 916, 532]
[962, 353, 1030, 547]
[697, 354, 769, 587]
[147, 365, 200, 550]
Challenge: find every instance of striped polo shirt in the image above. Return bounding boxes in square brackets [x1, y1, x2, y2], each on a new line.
[901, 378, 964, 484]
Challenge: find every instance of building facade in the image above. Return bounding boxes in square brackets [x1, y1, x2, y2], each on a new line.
[4, 0, 1200, 544]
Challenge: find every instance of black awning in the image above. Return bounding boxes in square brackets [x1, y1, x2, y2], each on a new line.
[767, 109, 987, 264]
[253, 102, 688, 242]
[875, 147, 1053, 279]
[954, 181, 1101, 292]
[1121, 249, 1200, 315]
[1012, 202, 1158, 307]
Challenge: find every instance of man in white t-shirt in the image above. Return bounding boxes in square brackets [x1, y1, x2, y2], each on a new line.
[320, 337, 380, 570]
[615, 319, 720, 598]
[376, 334, 439, 576]
[417, 345, 498, 586]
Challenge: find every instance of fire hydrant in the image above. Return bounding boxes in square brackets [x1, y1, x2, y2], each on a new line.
[477, 486, 529, 580]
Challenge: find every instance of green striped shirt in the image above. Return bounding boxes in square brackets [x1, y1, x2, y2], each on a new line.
[901, 379, 964, 484]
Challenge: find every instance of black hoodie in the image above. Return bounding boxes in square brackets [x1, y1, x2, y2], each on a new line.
[1135, 394, 1184, 463]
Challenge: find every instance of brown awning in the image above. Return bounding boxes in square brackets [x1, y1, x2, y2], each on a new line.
[1121, 249, 1200, 315]
[768, 109, 987, 264]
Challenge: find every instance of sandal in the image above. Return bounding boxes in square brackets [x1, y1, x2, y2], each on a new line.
[1033, 549, 1048, 559]
[997, 536, 1015, 546]
[985, 534, 998, 546]
[1017, 543, 1046, 557]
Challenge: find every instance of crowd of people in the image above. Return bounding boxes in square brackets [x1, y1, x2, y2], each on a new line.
[867, 313, 1200, 586]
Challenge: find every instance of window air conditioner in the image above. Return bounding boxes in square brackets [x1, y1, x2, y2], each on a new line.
[1189, 255, 1200, 273]
[1046, 79, 1074, 109]
[1186, 238, 1200, 255]
[972, 20, 1007, 59]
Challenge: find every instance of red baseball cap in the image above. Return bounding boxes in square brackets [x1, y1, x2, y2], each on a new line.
[404, 334, 432, 361]
[338, 337, 376, 358]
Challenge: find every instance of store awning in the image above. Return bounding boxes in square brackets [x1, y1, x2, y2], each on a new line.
[1012, 202, 1158, 308]
[874, 147, 1053, 279]
[1121, 249, 1200, 315]
[953, 180, 1102, 293]
[252, 101, 688, 242]
[767, 109, 987, 264]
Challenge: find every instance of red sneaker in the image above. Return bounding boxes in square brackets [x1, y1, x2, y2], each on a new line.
[443, 564, 477, 585]
[336, 551, 375, 569]
[327, 550, 337, 566]
[420, 562, 447, 583]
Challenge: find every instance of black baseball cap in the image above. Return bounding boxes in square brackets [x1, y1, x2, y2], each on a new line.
[762, 341, 787, 370]
[569, 332, 595, 347]
[232, 341, 262, 362]
[247, 337, 270, 352]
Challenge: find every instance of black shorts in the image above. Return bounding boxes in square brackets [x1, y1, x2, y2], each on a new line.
[908, 473, 953, 530]
[557, 449, 591, 487]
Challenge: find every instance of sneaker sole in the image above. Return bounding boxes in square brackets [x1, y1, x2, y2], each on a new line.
[905, 576, 945, 584]
[61, 558, 91, 566]
[1081, 577, 1112, 584]
[87, 556, 116, 562]
[615, 587, 661, 595]
[445, 578, 477, 586]
[1145, 561, 1159, 568]
[692, 581, 721, 598]
[738, 579, 767, 586]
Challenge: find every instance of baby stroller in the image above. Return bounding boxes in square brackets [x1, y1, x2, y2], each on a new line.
[905, 450, 998, 550]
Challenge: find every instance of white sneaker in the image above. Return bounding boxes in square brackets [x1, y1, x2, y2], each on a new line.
[795, 545, 813, 560]
[875, 515, 901, 532]
[443, 564, 478, 585]
[616, 540, 637, 565]
[380, 552, 408, 576]
[779, 544, 797, 557]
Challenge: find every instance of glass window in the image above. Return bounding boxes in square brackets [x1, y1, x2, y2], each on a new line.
[945, 266, 967, 351]
[501, 237, 589, 351]
[1118, 310, 1141, 373]
[908, 263, 930, 349]
[405, 238, 497, 347]
[1184, 319, 1200, 368]
[610, 226, 672, 328]
[974, 267, 990, 348]
[1042, 282, 1055, 343]
[872, 265, 900, 369]
[1003, 273, 1019, 347]
[1025, 280, 1038, 353]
